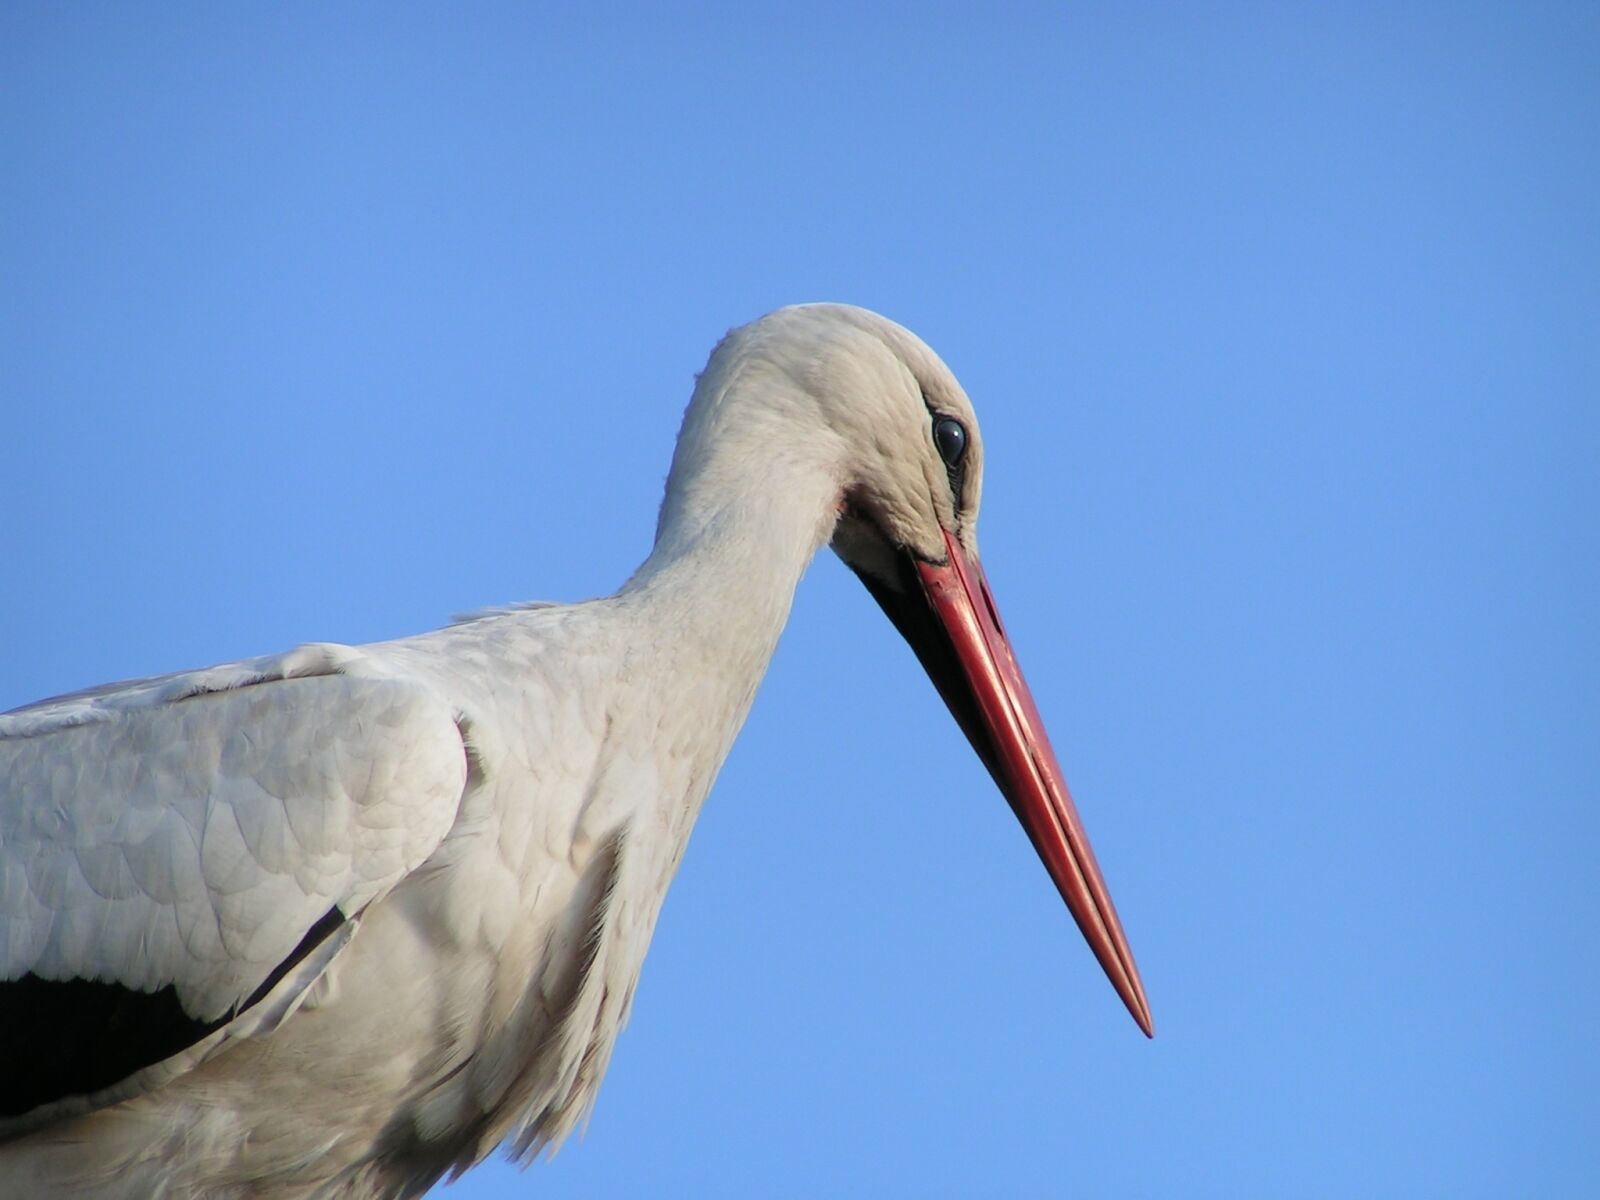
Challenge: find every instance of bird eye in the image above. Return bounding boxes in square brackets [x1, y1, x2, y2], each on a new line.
[932, 417, 967, 468]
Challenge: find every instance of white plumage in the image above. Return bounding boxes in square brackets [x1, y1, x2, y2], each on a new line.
[0, 304, 1150, 1198]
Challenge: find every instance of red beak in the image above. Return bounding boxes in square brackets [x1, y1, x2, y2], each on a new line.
[860, 528, 1152, 1036]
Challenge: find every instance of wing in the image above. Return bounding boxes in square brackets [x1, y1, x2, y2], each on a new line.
[0, 644, 469, 1126]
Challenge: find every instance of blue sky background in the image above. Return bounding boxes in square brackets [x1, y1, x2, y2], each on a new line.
[2, 5, 1595, 1197]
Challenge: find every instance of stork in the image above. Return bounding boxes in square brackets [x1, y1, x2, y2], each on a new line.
[0, 304, 1150, 1198]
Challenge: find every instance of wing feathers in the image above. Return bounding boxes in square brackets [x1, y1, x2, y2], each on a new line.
[0, 650, 470, 1121]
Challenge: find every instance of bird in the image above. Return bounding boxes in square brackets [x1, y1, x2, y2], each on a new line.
[0, 303, 1150, 1198]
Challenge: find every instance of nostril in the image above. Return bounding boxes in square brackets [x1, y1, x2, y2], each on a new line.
[979, 579, 1005, 635]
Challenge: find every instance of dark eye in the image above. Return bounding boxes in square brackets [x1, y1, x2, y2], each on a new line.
[932, 417, 967, 468]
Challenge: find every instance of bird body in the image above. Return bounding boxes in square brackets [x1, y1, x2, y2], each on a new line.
[0, 305, 1149, 1197]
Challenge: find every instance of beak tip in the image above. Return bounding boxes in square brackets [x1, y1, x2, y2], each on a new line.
[1125, 992, 1154, 1038]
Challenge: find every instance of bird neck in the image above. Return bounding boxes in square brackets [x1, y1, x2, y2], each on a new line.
[620, 451, 839, 665]
[619, 354, 846, 674]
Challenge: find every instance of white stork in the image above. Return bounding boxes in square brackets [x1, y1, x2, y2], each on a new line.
[0, 304, 1150, 1198]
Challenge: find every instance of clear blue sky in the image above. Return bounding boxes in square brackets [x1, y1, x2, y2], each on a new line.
[2, 5, 1595, 1197]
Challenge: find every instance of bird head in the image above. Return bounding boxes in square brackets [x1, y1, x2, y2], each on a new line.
[659, 304, 1151, 1036]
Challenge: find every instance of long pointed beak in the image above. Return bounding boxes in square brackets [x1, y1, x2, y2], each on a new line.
[858, 529, 1152, 1036]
